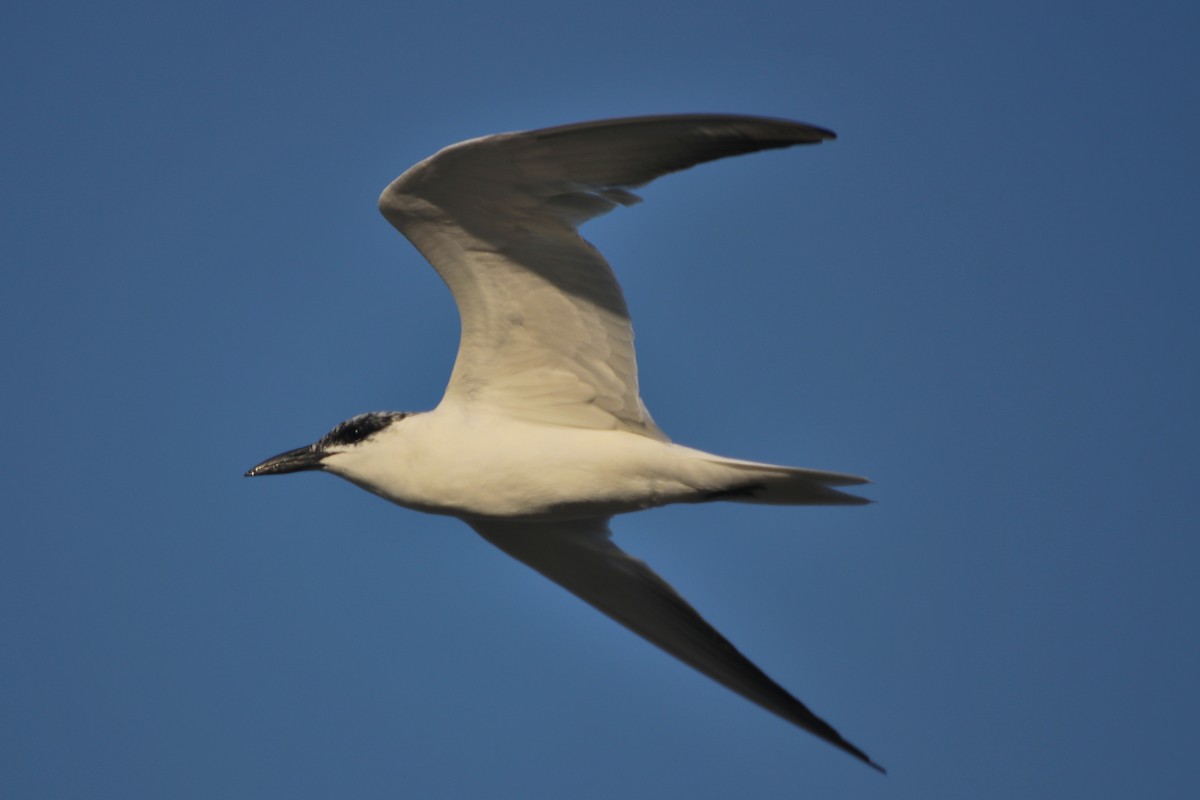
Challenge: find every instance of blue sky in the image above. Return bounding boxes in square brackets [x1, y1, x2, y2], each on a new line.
[3, 1, 1198, 797]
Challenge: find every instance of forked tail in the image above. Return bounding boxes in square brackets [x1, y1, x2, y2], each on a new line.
[697, 455, 871, 506]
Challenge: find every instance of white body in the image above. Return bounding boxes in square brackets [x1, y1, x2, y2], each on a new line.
[324, 401, 861, 521]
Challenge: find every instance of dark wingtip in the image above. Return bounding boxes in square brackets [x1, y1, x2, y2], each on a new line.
[839, 739, 885, 774]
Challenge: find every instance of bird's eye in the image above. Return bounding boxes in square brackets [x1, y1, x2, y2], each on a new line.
[329, 420, 374, 445]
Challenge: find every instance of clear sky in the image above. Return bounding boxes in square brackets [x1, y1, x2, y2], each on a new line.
[3, 1, 1198, 797]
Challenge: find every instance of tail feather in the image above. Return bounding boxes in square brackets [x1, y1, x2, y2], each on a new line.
[698, 456, 871, 506]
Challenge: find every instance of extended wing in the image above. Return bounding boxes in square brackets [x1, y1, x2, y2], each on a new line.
[470, 517, 882, 772]
[378, 114, 834, 437]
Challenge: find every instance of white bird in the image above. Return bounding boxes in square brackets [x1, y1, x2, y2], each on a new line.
[246, 114, 882, 772]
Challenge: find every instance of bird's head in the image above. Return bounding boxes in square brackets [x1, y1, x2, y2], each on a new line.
[244, 411, 412, 479]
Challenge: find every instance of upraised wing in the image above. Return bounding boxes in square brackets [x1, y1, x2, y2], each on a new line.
[471, 516, 882, 772]
[378, 114, 834, 437]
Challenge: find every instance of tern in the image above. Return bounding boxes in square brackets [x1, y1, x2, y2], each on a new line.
[247, 114, 881, 772]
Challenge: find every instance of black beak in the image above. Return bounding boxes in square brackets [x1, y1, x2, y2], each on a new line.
[244, 444, 326, 477]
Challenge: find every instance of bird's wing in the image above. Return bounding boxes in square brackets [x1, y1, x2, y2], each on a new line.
[470, 517, 882, 772]
[378, 115, 834, 438]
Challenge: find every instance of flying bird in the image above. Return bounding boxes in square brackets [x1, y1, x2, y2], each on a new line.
[246, 114, 882, 772]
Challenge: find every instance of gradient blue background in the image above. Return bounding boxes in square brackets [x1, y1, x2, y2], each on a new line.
[4, 1, 1198, 797]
